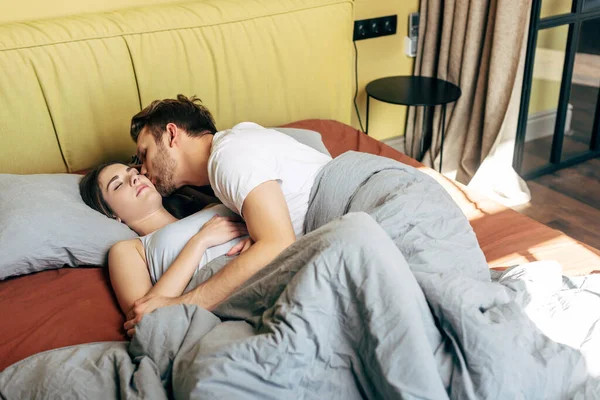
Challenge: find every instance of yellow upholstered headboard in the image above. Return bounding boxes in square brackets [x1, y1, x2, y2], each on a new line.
[0, 0, 354, 174]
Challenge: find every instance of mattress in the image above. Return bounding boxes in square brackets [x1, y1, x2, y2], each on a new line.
[1, 119, 599, 371]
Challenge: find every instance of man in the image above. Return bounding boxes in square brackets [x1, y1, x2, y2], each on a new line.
[122, 94, 331, 334]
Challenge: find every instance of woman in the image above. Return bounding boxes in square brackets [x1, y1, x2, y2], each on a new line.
[80, 162, 250, 329]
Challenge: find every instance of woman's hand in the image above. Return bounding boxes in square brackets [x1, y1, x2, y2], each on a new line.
[124, 294, 179, 337]
[226, 237, 253, 256]
[195, 215, 248, 249]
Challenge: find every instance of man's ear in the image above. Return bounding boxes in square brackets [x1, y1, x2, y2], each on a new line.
[165, 122, 179, 148]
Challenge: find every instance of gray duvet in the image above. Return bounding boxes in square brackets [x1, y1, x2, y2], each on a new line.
[2, 151, 599, 399]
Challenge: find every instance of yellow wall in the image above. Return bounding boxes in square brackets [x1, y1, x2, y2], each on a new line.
[540, 0, 572, 19]
[528, 1, 570, 116]
[536, 23, 569, 51]
[0, 0, 184, 24]
[529, 79, 562, 115]
[2, 0, 418, 141]
[353, 0, 419, 140]
[528, 22, 569, 116]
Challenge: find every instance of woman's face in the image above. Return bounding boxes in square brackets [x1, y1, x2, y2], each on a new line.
[97, 163, 162, 224]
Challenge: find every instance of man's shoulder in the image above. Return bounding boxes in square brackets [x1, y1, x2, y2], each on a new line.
[226, 122, 288, 139]
[212, 122, 278, 153]
[231, 121, 263, 131]
[216, 122, 265, 137]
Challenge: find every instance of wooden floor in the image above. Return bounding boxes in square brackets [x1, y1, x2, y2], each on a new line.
[512, 157, 600, 250]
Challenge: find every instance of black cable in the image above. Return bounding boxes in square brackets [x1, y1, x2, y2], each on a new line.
[353, 40, 365, 133]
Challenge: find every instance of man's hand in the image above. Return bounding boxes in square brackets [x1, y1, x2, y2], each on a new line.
[124, 294, 179, 337]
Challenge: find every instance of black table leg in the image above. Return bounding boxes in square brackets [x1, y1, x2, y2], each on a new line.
[419, 105, 433, 162]
[439, 104, 446, 173]
[365, 95, 370, 135]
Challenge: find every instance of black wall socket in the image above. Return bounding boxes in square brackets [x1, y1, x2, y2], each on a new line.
[353, 15, 397, 41]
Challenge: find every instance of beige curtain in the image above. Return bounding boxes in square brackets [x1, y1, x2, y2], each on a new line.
[406, 0, 531, 187]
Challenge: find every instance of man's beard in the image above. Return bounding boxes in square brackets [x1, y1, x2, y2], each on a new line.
[153, 145, 178, 196]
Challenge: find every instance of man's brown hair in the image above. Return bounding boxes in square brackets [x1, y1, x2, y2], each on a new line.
[130, 94, 217, 143]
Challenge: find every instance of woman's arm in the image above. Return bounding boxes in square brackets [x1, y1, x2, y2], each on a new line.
[145, 215, 247, 299]
[108, 240, 153, 315]
[143, 234, 210, 299]
[111, 216, 246, 319]
[108, 235, 211, 315]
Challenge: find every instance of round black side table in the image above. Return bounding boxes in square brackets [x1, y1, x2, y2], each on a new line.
[365, 76, 461, 172]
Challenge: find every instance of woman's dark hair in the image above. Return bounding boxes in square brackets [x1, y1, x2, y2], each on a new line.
[79, 161, 119, 218]
[79, 162, 220, 220]
[130, 94, 217, 144]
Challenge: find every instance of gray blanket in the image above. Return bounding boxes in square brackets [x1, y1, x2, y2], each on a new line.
[2, 151, 599, 399]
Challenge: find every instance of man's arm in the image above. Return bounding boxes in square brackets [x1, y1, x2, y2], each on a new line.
[125, 180, 296, 329]
[182, 180, 296, 310]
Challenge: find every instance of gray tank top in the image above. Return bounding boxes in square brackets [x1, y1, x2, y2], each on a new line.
[139, 204, 245, 285]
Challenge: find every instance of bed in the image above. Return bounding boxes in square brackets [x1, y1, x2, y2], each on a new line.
[1, 0, 599, 389]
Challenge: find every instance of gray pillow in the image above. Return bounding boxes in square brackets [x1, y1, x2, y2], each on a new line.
[0, 174, 137, 280]
[272, 127, 331, 157]
[0, 127, 329, 280]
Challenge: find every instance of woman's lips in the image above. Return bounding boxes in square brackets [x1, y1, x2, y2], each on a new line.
[136, 185, 148, 196]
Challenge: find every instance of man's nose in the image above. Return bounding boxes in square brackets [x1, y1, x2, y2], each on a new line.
[140, 164, 148, 175]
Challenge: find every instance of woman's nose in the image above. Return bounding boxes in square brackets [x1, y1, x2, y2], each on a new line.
[130, 173, 138, 186]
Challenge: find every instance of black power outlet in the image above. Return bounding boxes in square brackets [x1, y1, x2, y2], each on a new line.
[353, 15, 397, 41]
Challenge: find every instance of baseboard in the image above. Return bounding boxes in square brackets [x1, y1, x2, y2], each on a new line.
[382, 105, 573, 152]
[526, 104, 573, 142]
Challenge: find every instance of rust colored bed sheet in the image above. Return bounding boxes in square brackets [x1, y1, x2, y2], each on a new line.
[1, 119, 599, 371]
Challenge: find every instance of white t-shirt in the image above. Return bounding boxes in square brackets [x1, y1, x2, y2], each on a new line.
[207, 122, 332, 237]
